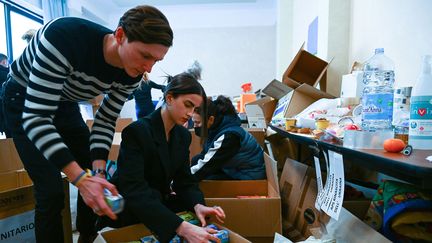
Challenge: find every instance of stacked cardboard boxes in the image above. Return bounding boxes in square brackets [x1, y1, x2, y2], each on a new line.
[245, 45, 334, 128]
[279, 157, 389, 242]
[0, 138, 72, 243]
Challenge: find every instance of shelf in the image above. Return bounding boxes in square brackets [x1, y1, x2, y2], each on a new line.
[269, 125, 432, 189]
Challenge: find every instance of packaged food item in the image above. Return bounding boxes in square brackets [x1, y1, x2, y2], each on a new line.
[104, 188, 124, 214]
[212, 229, 229, 243]
[140, 235, 158, 243]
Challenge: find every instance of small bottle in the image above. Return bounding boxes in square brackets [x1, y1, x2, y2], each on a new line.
[409, 55, 432, 149]
[361, 48, 395, 131]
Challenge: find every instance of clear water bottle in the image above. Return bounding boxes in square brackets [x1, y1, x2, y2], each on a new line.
[409, 55, 432, 149]
[361, 48, 395, 131]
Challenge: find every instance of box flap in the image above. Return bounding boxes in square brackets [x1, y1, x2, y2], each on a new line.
[264, 153, 280, 196]
[284, 84, 335, 118]
[262, 79, 293, 100]
[0, 139, 24, 173]
[101, 224, 150, 243]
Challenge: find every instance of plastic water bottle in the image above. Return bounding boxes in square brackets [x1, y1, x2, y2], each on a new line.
[361, 48, 395, 131]
[409, 55, 432, 149]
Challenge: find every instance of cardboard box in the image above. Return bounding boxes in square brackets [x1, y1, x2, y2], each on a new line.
[0, 138, 72, 243]
[108, 132, 122, 161]
[246, 128, 266, 149]
[279, 157, 386, 242]
[97, 223, 251, 243]
[199, 153, 281, 238]
[245, 79, 334, 128]
[282, 44, 329, 91]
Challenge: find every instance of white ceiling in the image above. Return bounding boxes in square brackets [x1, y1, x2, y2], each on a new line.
[111, 0, 258, 7]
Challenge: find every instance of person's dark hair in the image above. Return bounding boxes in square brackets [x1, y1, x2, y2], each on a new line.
[206, 95, 237, 128]
[164, 72, 208, 137]
[0, 53, 7, 62]
[118, 5, 173, 47]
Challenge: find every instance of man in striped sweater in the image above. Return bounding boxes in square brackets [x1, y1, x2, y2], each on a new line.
[1, 5, 173, 243]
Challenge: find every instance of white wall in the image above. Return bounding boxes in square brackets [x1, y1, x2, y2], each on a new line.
[350, 0, 432, 88]
[148, 26, 276, 98]
[67, 1, 277, 98]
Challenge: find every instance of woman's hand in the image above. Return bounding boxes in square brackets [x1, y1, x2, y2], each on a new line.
[194, 204, 226, 226]
[176, 221, 220, 243]
[77, 176, 118, 220]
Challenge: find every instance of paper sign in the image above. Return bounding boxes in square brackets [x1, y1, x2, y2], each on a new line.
[313, 156, 324, 210]
[315, 151, 330, 210]
[322, 151, 345, 220]
[0, 210, 35, 243]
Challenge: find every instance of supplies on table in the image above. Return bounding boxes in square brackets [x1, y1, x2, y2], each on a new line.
[409, 55, 432, 150]
[361, 48, 395, 131]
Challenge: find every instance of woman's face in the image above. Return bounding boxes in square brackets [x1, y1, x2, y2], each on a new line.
[166, 93, 203, 125]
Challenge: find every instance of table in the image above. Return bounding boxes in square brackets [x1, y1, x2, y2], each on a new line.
[269, 125, 432, 189]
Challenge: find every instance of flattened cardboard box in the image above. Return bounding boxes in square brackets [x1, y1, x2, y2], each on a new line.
[0, 138, 72, 243]
[279, 157, 387, 242]
[98, 223, 251, 243]
[199, 153, 281, 237]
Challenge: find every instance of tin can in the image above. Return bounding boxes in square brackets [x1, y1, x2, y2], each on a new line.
[104, 189, 124, 214]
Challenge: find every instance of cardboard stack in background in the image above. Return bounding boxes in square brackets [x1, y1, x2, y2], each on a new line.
[0, 138, 72, 243]
[199, 153, 281, 243]
[96, 223, 251, 243]
[279, 157, 380, 241]
[245, 45, 334, 128]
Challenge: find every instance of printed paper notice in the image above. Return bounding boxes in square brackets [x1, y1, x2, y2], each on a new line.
[322, 151, 345, 220]
[314, 156, 324, 210]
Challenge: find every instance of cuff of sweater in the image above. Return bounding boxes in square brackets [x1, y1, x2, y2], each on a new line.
[50, 147, 76, 170]
[90, 148, 109, 162]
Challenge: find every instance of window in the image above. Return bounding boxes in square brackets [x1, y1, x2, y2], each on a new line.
[0, 4, 6, 55]
[0, 0, 43, 61]
[10, 10, 42, 59]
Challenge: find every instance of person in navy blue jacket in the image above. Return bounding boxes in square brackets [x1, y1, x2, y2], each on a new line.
[191, 95, 266, 181]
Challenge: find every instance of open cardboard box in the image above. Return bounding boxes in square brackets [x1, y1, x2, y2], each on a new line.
[245, 79, 334, 128]
[279, 157, 388, 242]
[97, 223, 251, 243]
[245, 45, 332, 128]
[282, 44, 329, 91]
[199, 153, 281, 241]
[0, 138, 72, 243]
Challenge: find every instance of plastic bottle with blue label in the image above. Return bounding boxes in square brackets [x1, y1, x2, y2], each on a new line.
[361, 48, 395, 131]
[409, 55, 432, 149]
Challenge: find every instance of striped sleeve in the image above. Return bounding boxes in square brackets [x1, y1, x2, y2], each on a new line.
[22, 23, 75, 169]
[90, 81, 138, 161]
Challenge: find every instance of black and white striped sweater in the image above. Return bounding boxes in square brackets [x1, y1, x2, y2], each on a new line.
[10, 17, 141, 168]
